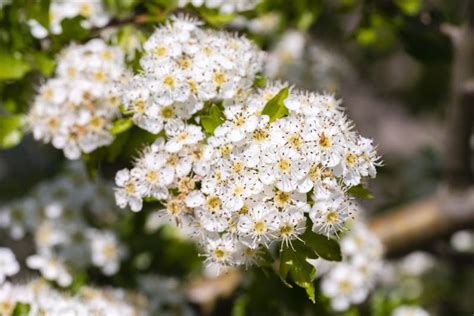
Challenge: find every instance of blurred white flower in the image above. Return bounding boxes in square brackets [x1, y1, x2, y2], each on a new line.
[392, 305, 430, 316]
[0, 248, 19, 284]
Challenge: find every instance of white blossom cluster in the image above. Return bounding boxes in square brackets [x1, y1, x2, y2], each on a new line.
[28, 0, 110, 39]
[0, 279, 144, 316]
[28, 39, 125, 159]
[177, 0, 261, 14]
[120, 16, 264, 134]
[0, 248, 19, 284]
[0, 164, 125, 286]
[115, 78, 380, 274]
[309, 223, 384, 311]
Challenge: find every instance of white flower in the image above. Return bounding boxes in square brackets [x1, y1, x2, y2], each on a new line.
[392, 305, 430, 316]
[321, 263, 368, 311]
[114, 169, 143, 212]
[28, 1, 110, 39]
[27, 253, 73, 287]
[88, 230, 123, 276]
[119, 16, 264, 135]
[309, 191, 354, 237]
[0, 248, 19, 284]
[237, 203, 279, 248]
[204, 235, 237, 276]
[28, 39, 125, 159]
[165, 122, 204, 153]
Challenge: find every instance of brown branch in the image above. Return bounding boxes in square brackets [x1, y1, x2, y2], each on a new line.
[368, 186, 474, 255]
[444, 20, 474, 188]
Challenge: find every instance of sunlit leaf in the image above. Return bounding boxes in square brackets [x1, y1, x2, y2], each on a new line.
[348, 184, 374, 200]
[279, 241, 317, 302]
[261, 87, 289, 122]
[110, 118, 134, 135]
[302, 230, 342, 261]
[0, 51, 31, 80]
[0, 115, 25, 149]
[200, 104, 225, 134]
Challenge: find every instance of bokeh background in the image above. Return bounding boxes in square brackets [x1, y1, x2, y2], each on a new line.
[0, 0, 473, 315]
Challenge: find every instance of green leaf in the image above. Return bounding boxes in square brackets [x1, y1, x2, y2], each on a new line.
[12, 302, 31, 316]
[29, 52, 55, 76]
[200, 104, 225, 134]
[394, 0, 422, 16]
[253, 73, 267, 88]
[302, 230, 342, 261]
[57, 16, 90, 42]
[0, 115, 25, 149]
[104, 0, 138, 18]
[67, 271, 88, 294]
[26, 0, 51, 28]
[110, 118, 134, 135]
[0, 51, 31, 80]
[261, 87, 289, 122]
[279, 241, 317, 302]
[198, 7, 236, 27]
[231, 295, 248, 316]
[348, 184, 374, 200]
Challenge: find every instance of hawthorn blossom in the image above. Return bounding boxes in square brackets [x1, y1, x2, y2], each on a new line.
[0, 248, 19, 284]
[28, 39, 125, 159]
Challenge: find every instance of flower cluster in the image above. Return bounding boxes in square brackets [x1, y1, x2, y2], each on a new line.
[120, 16, 264, 134]
[0, 279, 144, 316]
[28, 0, 110, 39]
[177, 0, 261, 14]
[28, 39, 125, 159]
[0, 248, 19, 284]
[314, 223, 384, 311]
[115, 79, 380, 274]
[0, 164, 125, 286]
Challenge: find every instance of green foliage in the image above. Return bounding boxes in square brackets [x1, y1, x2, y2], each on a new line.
[56, 17, 90, 43]
[11, 302, 31, 316]
[0, 51, 31, 80]
[29, 52, 56, 76]
[104, 0, 139, 18]
[110, 118, 134, 135]
[198, 7, 237, 27]
[394, 0, 422, 16]
[261, 87, 289, 122]
[279, 241, 318, 302]
[397, 16, 453, 64]
[200, 104, 225, 134]
[0, 115, 25, 149]
[302, 230, 342, 261]
[348, 184, 374, 200]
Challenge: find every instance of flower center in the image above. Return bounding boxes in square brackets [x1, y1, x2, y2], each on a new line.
[277, 159, 291, 172]
[160, 106, 174, 119]
[125, 181, 136, 194]
[253, 129, 269, 141]
[288, 134, 303, 149]
[319, 133, 332, 149]
[275, 191, 290, 207]
[146, 170, 158, 184]
[206, 196, 221, 212]
[134, 99, 146, 113]
[154, 46, 167, 57]
[254, 221, 267, 234]
[326, 210, 339, 224]
[213, 71, 226, 86]
[163, 75, 176, 88]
